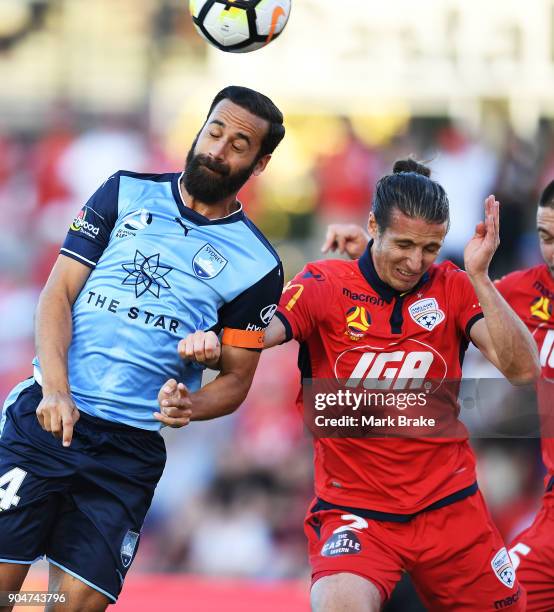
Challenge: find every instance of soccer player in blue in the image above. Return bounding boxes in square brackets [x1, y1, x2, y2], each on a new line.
[0, 86, 285, 611]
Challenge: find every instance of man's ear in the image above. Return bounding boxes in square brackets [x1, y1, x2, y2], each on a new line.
[252, 154, 271, 176]
[368, 212, 379, 240]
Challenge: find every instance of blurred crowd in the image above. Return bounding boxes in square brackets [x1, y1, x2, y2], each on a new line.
[0, 112, 552, 609]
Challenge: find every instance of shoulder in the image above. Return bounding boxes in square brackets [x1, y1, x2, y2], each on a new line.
[116, 170, 177, 184]
[302, 258, 359, 282]
[92, 170, 178, 202]
[240, 214, 281, 265]
[494, 265, 544, 297]
[428, 260, 468, 287]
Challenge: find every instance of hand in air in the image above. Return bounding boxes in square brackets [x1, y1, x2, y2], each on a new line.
[464, 195, 500, 279]
[321, 224, 369, 260]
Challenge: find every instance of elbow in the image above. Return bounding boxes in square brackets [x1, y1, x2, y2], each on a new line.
[226, 376, 253, 414]
[507, 363, 541, 386]
[501, 344, 541, 386]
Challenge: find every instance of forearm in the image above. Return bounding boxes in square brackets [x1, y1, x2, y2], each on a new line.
[189, 371, 250, 421]
[470, 274, 540, 382]
[35, 289, 73, 393]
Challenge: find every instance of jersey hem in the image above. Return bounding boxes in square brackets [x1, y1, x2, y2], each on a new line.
[59, 248, 96, 268]
[275, 311, 293, 342]
[465, 312, 484, 340]
[315, 476, 478, 517]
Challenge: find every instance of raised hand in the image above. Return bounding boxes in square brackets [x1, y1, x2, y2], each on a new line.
[464, 195, 500, 279]
[321, 224, 369, 260]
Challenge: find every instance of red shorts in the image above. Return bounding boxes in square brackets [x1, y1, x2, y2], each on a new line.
[305, 491, 526, 611]
[508, 491, 554, 612]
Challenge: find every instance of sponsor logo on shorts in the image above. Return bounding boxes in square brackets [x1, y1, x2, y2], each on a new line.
[494, 586, 521, 609]
[192, 244, 228, 280]
[120, 530, 140, 568]
[491, 547, 516, 589]
[408, 298, 445, 331]
[321, 530, 361, 557]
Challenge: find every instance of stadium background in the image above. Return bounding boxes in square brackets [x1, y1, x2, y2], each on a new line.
[0, 0, 553, 609]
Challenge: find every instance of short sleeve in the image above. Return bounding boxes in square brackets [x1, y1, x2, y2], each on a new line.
[276, 263, 331, 342]
[60, 173, 120, 268]
[217, 263, 284, 349]
[450, 270, 484, 339]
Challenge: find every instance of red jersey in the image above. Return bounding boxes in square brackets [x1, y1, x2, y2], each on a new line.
[277, 246, 484, 514]
[495, 264, 554, 479]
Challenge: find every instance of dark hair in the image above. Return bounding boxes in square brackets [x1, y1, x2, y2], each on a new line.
[207, 85, 285, 158]
[372, 158, 450, 232]
[539, 180, 554, 208]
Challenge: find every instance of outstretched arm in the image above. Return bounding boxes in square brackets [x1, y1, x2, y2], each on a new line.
[466, 196, 540, 384]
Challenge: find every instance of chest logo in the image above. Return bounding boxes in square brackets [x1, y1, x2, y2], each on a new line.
[530, 296, 552, 321]
[408, 298, 445, 331]
[174, 218, 192, 236]
[192, 243, 228, 280]
[345, 306, 371, 340]
[122, 251, 173, 298]
[123, 208, 152, 230]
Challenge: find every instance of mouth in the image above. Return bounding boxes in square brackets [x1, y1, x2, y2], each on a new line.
[200, 161, 228, 176]
[395, 268, 420, 282]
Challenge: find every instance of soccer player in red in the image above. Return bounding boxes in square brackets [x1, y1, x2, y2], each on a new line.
[162, 159, 539, 610]
[494, 182, 554, 612]
[322, 180, 554, 612]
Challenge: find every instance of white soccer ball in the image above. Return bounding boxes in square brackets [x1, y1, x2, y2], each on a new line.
[189, 0, 291, 53]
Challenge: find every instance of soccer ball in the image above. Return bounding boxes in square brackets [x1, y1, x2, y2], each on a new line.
[189, 0, 291, 53]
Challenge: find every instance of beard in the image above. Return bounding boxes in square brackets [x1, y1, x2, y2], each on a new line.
[182, 144, 257, 205]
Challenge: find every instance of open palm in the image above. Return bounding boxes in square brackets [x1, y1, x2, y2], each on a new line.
[464, 195, 500, 278]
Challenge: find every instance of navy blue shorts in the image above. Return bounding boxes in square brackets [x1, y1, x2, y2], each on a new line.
[0, 379, 166, 603]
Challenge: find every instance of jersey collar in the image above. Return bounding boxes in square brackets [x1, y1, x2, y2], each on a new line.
[358, 240, 430, 303]
[171, 172, 246, 225]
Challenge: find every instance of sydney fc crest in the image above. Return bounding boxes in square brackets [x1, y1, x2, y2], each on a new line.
[408, 298, 445, 331]
[120, 530, 140, 568]
[192, 243, 228, 280]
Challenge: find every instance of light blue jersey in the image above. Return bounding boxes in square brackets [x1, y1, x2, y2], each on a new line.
[33, 171, 283, 430]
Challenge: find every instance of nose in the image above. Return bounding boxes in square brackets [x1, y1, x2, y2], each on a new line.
[405, 250, 423, 273]
[207, 139, 226, 161]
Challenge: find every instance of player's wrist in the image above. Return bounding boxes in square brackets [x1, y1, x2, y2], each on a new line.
[466, 270, 491, 285]
[41, 380, 71, 396]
